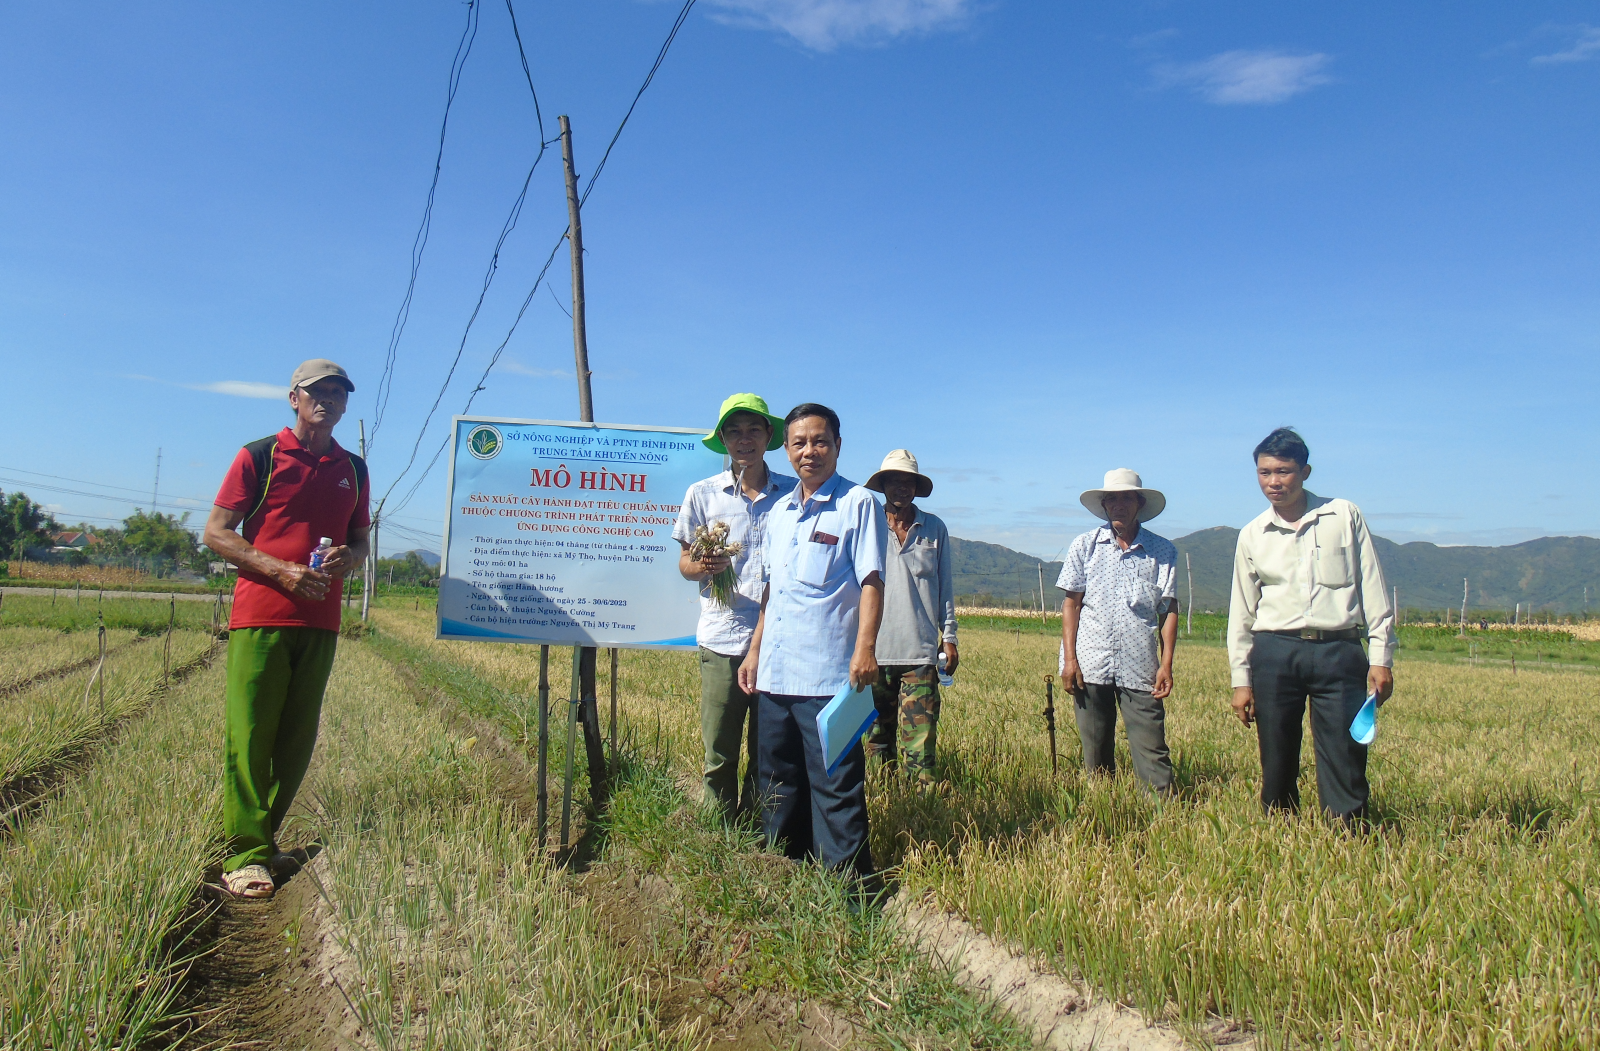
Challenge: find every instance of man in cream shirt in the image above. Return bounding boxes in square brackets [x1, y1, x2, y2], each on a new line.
[1228, 427, 1395, 823]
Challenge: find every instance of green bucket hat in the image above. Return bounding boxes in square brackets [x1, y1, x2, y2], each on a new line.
[703, 393, 785, 454]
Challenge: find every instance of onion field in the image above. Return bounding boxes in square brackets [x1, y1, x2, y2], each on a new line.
[2, 595, 1596, 1049]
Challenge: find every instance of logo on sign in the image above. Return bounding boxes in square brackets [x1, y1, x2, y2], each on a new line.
[467, 424, 503, 460]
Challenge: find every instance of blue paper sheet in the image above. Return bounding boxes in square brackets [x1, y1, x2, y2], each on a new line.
[1349, 693, 1378, 745]
[817, 682, 877, 775]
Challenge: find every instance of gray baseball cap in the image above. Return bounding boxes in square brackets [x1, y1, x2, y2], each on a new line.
[290, 358, 354, 393]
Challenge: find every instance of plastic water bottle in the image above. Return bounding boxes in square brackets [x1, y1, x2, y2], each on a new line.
[309, 537, 333, 570]
[937, 650, 954, 688]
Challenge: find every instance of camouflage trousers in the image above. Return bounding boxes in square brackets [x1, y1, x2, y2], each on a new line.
[865, 664, 940, 784]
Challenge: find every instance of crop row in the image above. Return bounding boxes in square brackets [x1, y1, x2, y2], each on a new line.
[0, 626, 142, 694]
[366, 603, 1026, 1048]
[0, 629, 217, 798]
[0, 591, 225, 634]
[0, 657, 228, 1049]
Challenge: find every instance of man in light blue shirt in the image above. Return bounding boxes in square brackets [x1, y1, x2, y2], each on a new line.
[673, 393, 797, 818]
[739, 403, 887, 878]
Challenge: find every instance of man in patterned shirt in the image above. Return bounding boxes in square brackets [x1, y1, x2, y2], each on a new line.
[1057, 469, 1179, 793]
[674, 394, 797, 819]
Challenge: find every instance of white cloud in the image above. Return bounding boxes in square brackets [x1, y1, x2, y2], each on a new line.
[499, 359, 573, 379]
[1533, 25, 1600, 64]
[701, 0, 974, 51]
[1157, 49, 1332, 105]
[186, 380, 289, 399]
[124, 374, 289, 399]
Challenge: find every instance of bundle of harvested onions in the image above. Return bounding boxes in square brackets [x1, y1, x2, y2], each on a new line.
[689, 520, 743, 607]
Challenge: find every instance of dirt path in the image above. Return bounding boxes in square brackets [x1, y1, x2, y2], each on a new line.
[894, 894, 1255, 1051]
[164, 851, 368, 1050]
[0, 585, 230, 603]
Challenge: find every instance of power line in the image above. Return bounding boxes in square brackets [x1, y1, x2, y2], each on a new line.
[0, 465, 211, 506]
[376, 0, 553, 520]
[369, 0, 482, 453]
[0, 475, 209, 515]
[382, 237, 565, 520]
[580, 0, 697, 209]
[378, 0, 700, 521]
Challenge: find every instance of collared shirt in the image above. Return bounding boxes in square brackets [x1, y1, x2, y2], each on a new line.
[757, 473, 888, 697]
[876, 507, 958, 666]
[1227, 491, 1395, 688]
[1056, 525, 1177, 692]
[672, 465, 798, 656]
[214, 426, 370, 632]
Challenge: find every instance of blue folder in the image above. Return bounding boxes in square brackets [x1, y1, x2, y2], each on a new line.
[1349, 693, 1378, 745]
[818, 682, 877, 776]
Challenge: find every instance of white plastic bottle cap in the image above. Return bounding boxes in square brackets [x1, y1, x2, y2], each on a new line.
[319, 537, 333, 546]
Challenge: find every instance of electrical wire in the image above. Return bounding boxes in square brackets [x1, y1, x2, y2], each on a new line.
[0, 466, 212, 507]
[0, 475, 208, 516]
[580, 0, 698, 208]
[377, 0, 700, 522]
[374, 0, 552, 521]
[369, 0, 482, 453]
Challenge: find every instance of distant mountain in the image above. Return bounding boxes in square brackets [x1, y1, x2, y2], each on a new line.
[953, 528, 1600, 615]
[949, 537, 1064, 609]
[401, 549, 440, 567]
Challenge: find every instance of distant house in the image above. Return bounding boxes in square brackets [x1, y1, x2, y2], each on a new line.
[50, 530, 96, 552]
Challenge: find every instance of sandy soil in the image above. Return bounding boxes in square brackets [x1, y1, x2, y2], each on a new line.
[893, 892, 1255, 1051]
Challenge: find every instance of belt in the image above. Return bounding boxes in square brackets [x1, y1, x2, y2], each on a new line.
[1262, 627, 1363, 642]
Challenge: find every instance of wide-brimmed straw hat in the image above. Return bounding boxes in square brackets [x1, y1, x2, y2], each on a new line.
[703, 393, 785, 454]
[1079, 468, 1165, 521]
[865, 449, 933, 498]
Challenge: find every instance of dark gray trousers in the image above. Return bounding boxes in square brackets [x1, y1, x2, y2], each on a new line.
[1250, 632, 1370, 819]
[756, 693, 874, 877]
[1074, 682, 1174, 792]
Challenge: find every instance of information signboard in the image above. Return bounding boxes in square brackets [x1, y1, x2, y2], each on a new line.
[437, 415, 723, 648]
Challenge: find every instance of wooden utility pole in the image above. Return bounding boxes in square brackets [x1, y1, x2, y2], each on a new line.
[1037, 563, 1046, 626]
[359, 420, 372, 622]
[536, 644, 550, 848]
[558, 114, 607, 807]
[1458, 578, 1468, 638]
[1185, 552, 1194, 638]
[560, 115, 595, 422]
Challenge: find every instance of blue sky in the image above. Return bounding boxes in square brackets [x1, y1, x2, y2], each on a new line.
[3, 1, 1598, 559]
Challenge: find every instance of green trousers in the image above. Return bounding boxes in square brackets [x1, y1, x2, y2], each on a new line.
[222, 626, 338, 873]
[699, 646, 758, 817]
[866, 664, 941, 784]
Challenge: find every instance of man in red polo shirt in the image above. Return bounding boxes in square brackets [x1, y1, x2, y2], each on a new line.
[204, 359, 370, 898]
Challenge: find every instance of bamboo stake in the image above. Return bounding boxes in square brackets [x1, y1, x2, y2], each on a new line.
[536, 644, 550, 850]
[86, 613, 107, 723]
[1043, 676, 1057, 777]
[609, 647, 619, 776]
[560, 645, 581, 850]
[163, 595, 175, 684]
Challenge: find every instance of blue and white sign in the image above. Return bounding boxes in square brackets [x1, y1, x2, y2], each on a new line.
[438, 416, 723, 648]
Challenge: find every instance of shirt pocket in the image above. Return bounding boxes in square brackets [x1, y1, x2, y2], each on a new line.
[903, 538, 939, 578]
[796, 538, 838, 589]
[1130, 579, 1163, 619]
[1316, 545, 1352, 588]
